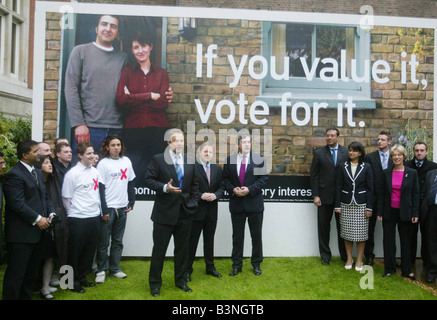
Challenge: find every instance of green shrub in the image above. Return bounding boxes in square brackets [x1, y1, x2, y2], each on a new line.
[0, 113, 32, 173]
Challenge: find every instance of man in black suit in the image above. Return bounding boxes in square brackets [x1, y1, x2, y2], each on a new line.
[364, 130, 393, 266]
[186, 142, 225, 281]
[145, 128, 199, 296]
[310, 128, 348, 265]
[405, 141, 437, 265]
[223, 132, 268, 276]
[421, 168, 437, 283]
[2, 140, 55, 300]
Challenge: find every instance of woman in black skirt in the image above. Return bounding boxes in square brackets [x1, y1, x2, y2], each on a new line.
[335, 142, 373, 271]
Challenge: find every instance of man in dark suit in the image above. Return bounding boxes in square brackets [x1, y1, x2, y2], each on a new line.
[405, 141, 437, 265]
[421, 168, 437, 283]
[364, 130, 393, 266]
[187, 142, 225, 281]
[186, 142, 225, 281]
[145, 128, 199, 296]
[310, 128, 348, 265]
[223, 132, 268, 276]
[2, 140, 55, 300]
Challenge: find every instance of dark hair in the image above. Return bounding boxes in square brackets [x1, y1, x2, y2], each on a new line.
[348, 141, 366, 163]
[54, 142, 71, 155]
[326, 128, 340, 136]
[130, 31, 154, 48]
[100, 135, 126, 158]
[35, 154, 52, 170]
[54, 137, 69, 146]
[17, 139, 38, 160]
[76, 141, 93, 156]
[0, 150, 4, 157]
[97, 14, 121, 30]
[414, 141, 428, 151]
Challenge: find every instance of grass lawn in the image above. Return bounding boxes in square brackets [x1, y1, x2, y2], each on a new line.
[1, 256, 435, 301]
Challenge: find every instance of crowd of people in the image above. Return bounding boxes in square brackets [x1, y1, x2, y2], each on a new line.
[311, 128, 437, 284]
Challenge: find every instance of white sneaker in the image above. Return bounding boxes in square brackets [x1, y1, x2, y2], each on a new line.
[95, 271, 106, 284]
[111, 271, 127, 279]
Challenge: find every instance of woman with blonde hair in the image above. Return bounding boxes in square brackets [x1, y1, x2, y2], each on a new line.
[378, 144, 419, 280]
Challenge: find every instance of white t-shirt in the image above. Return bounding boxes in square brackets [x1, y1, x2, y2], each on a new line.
[62, 162, 101, 218]
[97, 156, 136, 209]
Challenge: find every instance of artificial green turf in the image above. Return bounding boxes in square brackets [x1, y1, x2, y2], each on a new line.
[0, 257, 435, 300]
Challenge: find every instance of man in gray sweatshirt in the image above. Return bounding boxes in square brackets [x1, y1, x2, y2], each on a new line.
[65, 15, 126, 151]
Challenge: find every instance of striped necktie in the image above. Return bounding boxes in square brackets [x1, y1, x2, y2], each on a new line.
[381, 153, 388, 170]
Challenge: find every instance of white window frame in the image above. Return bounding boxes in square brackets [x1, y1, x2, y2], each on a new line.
[260, 21, 375, 109]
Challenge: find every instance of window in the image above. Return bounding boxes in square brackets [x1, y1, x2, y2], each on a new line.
[260, 22, 375, 109]
[0, 0, 27, 80]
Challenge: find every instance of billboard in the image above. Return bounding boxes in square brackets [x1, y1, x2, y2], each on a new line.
[33, 2, 436, 256]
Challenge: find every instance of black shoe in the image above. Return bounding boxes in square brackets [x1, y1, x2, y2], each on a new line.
[71, 285, 86, 293]
[229, 267, 242, 276]
[404, 274, 416, 281]
[382, 273, 392, 278]
[206, 269, 222, 278]
[321, 259, 330, 266]
[365, 256, 374, 266]
[176, 284, 193, 292]
[253, 267, 262, 276]
[151, 288, 160, 297]
[185, 273, 191, 282]
[80, 281, 96, 287]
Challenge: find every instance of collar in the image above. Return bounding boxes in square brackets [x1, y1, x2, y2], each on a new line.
[169, 149, 184, 163]
[20, 160, 34, 173]
[92, 42, 114, 52]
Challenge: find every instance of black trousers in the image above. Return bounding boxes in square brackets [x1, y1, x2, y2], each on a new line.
[230, 211, 263, 269]
[382, 207, 413, 276]
[317, 203, 347, 262]
[149, 214, 192, 290]
[187, 218, 218, 274]
[67, 216, 100, 286]
[364, 200, 378, 259]
[425, 205, 437, 279]
[2, 239, 43, 300]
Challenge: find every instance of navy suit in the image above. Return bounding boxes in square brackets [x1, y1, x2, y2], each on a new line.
[310, 144, 348, 262]
[145, 152, 199, 290]
[2, 162, 55, 300]
[186, 162, 225, 275]
[223, 152, 268, 270]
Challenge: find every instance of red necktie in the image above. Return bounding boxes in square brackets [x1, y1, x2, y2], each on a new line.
[239, 155, 246, 186]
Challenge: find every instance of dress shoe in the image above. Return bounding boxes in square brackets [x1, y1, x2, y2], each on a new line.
[206, 269, 222, 278]
[382, 273, 392, 278]
[253, 267, 262, 276]
[71, 285, 86, 293]
[151, 288, 160, 297]
[176, 284, 193, 292]
[344, 262, 354, 270]
[321, 259, 330, 266]
[229, 267, 242, 276]
[404, 274, 416, 281]
[80, 281, 96, 287]
[355, 264, 363, 272]
[365, 256, 374, 266]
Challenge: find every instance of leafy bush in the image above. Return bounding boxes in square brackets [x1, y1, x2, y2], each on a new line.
[0, 113, 32, 173]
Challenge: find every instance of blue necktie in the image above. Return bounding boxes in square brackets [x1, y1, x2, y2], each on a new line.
[331, 149, 337, 165]
[175, 156, 183, 189]
[381, 153, 388, 170]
